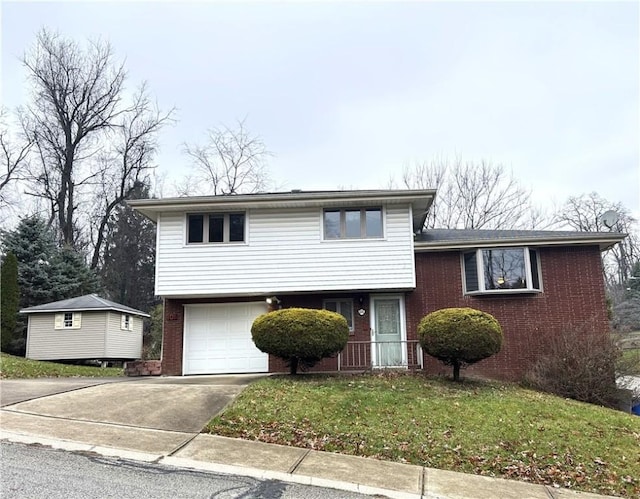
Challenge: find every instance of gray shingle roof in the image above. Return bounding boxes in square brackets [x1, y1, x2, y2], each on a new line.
[20, 294, 150, 317]
[415, 229, 625, 251]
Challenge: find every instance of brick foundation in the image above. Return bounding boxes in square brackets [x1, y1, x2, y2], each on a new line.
[124, 360, 162, 377]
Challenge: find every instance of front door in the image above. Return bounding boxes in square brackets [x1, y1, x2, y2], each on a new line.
[370, 295, 406, 367]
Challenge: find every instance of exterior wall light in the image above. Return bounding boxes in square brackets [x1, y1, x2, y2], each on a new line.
[266, 296, 280, 305]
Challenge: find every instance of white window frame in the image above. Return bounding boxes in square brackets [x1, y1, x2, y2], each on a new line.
[322, 208, 384, 240]
[462, 247, 542, 295]
[323, 298, 355, 333]
[121, 314, 133, 331]
[54, 312, 82, 330]
[186, 212, 246, 244]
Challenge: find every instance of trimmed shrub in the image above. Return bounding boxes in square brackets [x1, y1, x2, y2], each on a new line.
[417, 307, 503, 381]
[524, 329, 624, 409]
[251, 307, 349, 375]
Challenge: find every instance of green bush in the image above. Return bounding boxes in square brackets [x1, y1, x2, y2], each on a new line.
[251, 308, 349, 375]
[417, 307, 503, 381]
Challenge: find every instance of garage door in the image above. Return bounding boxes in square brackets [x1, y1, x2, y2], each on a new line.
[183, 302, 269, 375]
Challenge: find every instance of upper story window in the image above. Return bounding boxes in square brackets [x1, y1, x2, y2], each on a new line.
[323, 299, 354, 332]
[323, 208, 383, 239]
[187, 213, 245, 244]
[463, 247, 541, 294]
[55, 312, 81, 330]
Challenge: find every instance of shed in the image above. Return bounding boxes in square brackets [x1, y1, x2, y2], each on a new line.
[20, 294, 149, 361]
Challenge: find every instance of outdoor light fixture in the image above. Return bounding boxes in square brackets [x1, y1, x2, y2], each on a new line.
[266, 296, 281, 305]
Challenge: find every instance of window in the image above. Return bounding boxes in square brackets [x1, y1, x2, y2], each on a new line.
[324, 299, 354, 332]
[463, 247, 541, 294]
[121, 314, 133, 331]
[323, 208, 383, 239]
[187, 213, 245, 244]
[54, 312, 81, 330]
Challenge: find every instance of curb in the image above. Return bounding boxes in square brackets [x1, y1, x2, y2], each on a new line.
[1, 430, 419, 499]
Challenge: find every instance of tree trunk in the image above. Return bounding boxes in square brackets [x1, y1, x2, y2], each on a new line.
[452, 360, 461, 382]
[289, 357, 298, 375]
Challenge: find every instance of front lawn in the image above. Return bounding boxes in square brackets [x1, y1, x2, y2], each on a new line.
[207, 373, 640, 497]
[0, 353, 124, 378]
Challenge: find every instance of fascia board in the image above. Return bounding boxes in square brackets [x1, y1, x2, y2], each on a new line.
[414, 236, 626, 252]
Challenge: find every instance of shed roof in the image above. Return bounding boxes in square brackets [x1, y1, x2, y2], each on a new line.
[414, 229, 625, 251]
[20, 294, 150, 317]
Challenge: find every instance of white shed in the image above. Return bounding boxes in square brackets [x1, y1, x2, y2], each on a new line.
[21, 294, 149, 361]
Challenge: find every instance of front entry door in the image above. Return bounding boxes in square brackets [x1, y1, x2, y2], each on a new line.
[370, 295, 406, 367]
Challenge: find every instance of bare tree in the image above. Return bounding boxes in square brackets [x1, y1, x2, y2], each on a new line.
[182, 119, 271, 196]
[0, 109, 33, 219]
[553, 192, 639, 288]
[89, 86, 174, 269]
[397, 157, 546, 230]
[21, 29, 129, 247]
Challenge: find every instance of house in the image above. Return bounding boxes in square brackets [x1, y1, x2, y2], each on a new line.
[129, 190, 624, 380]
[21, 294, 148, 362]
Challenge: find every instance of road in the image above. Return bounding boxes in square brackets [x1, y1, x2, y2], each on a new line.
[0, 442, 375, 499]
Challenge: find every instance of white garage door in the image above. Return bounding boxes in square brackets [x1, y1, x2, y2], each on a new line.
[183, 302, 269, 375]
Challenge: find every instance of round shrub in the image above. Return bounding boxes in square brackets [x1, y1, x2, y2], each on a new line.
[251, 307, 349, 374]
[417, 307, 503, 381]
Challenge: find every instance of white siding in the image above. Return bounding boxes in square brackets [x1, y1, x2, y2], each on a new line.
[26, 311, 143, 360]
[155, 206, 416, 296]
[104, 312, 143, 359]
[26, 312, 107, 360]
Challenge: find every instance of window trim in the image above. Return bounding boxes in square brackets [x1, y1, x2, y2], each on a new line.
[462, 247, 542, 295]
[323, 298, 355, 333]
[54, 312, 82, 330]
[186, 212, 247, 245]
[121, 313, 133, 331]
[322, 207, 384, 240]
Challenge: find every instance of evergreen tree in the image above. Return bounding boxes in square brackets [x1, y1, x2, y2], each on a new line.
[1, 216, 101, 354]
[1, 216, 58, 308]
[99, 184, 156, 312]
[50, 245, 101, 301]
[1, 252, 20, 353]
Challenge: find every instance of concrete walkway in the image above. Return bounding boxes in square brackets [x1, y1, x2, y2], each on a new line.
[0, 376, 619, 499]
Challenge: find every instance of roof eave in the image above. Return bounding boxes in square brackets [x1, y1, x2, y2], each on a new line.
[414, 236, 625, 252]
[128, 190, 437, 223]
[19, 307, 150, 317]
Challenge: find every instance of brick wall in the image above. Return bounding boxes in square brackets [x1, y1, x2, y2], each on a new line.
[124, 360, 162, 376]
[161, 293, 373, 375]
[268, 294, 372, 373]
[408, 246, 610, 380]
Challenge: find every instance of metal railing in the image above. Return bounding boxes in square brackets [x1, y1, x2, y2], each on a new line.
[338, 340, 423, 371]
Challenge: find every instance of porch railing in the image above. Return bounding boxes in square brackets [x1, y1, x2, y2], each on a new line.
[337, 340, 423, 371]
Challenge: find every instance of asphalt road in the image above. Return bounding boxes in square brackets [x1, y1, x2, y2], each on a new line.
[0, 442, 375, 499]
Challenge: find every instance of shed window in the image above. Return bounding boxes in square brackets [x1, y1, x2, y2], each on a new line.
[121, 314, 133, 331]
[54, 312, 82, 330]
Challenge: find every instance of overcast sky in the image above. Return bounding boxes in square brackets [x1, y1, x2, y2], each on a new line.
[1, 1, 638, 215]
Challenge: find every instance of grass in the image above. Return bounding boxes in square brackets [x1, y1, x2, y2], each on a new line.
[207, 372, 640, 497]
[621, 349, 640, 375]
[0, 353, 124, 378]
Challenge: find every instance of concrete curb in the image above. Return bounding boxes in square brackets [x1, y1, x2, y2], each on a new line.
[1, 430, 419, 498]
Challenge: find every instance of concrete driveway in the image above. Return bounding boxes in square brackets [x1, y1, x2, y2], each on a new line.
[0, 375, 265, 454]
